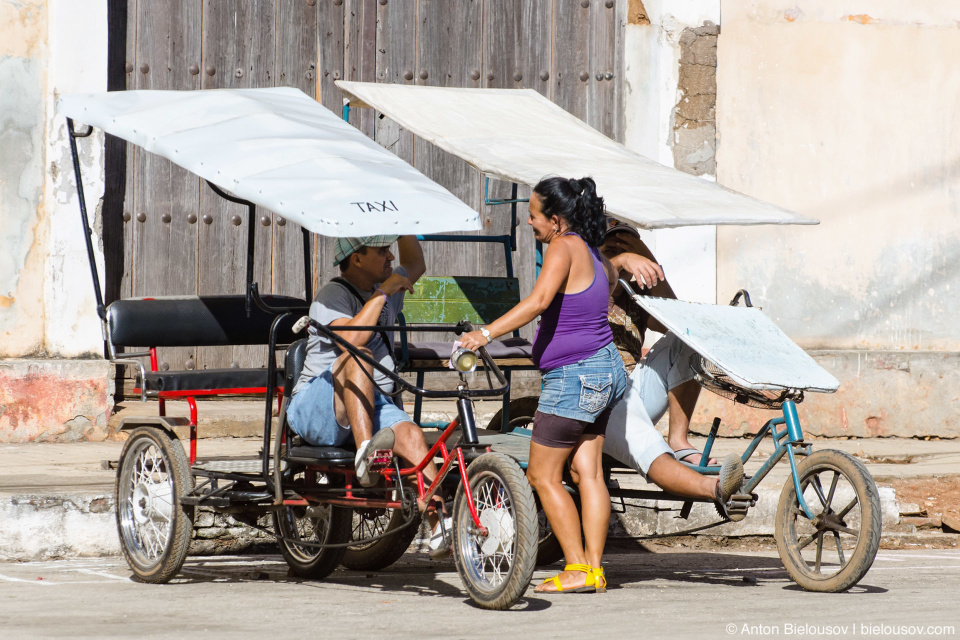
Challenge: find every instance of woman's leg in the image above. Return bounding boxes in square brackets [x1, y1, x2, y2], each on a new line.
[527, 441, 588, 590]
[569, 434, 609, 569]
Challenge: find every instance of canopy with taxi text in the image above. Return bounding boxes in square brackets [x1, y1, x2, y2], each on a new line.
[57, 87, 483, 237]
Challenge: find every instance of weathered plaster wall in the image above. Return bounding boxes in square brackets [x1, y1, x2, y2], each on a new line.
[621, 0, 719, 307]
[0, 0, 48, 356]
[0, 0, 110, 442]
[716, 1, 960, 350]
[43, 0, 107, 357]
[712, 1, 960, 437]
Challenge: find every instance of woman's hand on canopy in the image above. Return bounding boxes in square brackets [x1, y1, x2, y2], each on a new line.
[459, 330, 489, 352]
[611, 253, 664, 290]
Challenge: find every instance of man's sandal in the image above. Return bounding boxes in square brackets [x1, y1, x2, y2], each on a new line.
[714, 453, 745, 519]
[536, 563, 604, 594]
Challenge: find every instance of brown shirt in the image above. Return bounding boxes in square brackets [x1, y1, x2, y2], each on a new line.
[608, 286, 650, 372]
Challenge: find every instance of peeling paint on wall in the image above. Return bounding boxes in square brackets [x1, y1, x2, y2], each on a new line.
[673, 22, 718, 176]
[0, 53, 47, 356]
[0, 0, 46, 59]
[628, 0, 650, 25]
[0, 359, 111, 442]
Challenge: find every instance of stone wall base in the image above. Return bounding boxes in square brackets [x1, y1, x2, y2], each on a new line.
[1, 350, 956, 442]
[690, 350, 960, 439]
[0, 359, 113, 442]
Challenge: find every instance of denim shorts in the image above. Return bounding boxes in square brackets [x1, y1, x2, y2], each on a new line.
[537, 342, 627, 424]
[286, 368, 411, 447]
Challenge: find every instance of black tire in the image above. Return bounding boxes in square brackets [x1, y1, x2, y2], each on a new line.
[486, 396, 571, 566]
[115, 427, 194, 583]
[775, 450, 882, 592]
[486, 396, 539, 433]
[273, 503, 352, 579]
[452, 453, 538, 610]
[341, 506, 421, 571]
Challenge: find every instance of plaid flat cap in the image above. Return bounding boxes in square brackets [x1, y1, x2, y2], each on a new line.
[333, 235, 400, 266]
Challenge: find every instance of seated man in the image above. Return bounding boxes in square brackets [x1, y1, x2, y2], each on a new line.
[601, 218, 712, 466]
[287, 235, 450, 554]
[600, 219, 743, 509]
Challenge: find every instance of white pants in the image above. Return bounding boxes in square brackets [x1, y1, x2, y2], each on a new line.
[602, 333, 698, 474]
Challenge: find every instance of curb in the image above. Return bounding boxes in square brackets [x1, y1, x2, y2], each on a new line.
[3, 482, 941, 562]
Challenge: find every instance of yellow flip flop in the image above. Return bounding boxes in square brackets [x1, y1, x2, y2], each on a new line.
[537, 563, 597, 594]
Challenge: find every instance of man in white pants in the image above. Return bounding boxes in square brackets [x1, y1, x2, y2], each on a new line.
[600, 221, 742, 507]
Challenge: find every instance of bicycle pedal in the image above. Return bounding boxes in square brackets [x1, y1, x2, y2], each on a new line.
[731, 492, 757, 506]
[367, 449, 394, 470]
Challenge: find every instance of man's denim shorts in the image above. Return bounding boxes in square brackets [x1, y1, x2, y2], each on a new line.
[537, 342, 627, 423]
[286, 368, 410, 447]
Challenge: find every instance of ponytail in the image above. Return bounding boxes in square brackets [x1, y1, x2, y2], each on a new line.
[533, 176, 606, 247]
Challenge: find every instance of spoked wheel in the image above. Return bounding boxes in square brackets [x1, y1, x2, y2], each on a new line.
[486, 398, 564, 567]
[452, 453, 538, 610]
[342, 496, 420, 571]
[115, 427, 194, 583]
[273, 502, 352, 579]
[486, 396, 539, 433]
[775, 450, 882, 592]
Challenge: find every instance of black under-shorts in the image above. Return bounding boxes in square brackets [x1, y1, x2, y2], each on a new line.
[530, 408, 613, 449]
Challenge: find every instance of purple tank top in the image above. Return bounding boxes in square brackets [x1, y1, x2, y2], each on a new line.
[532, 237, 613, 371]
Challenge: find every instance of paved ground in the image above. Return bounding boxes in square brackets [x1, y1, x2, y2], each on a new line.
[0, 548, 957, 639]
[2, 404, 960, 560]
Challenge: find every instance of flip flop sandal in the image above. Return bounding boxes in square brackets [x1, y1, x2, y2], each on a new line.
[673, 447, 716, 466]
[536, 563, 598, 594]
[714, 453, 745, 518]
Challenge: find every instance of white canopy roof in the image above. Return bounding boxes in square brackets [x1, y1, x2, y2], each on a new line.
[57, 88, 482, 237]
[337, 81, 817, 229]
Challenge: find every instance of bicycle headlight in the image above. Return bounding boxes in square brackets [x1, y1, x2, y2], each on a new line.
[451, 347, 478, 373]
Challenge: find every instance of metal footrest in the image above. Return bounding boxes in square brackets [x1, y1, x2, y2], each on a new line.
[192, 457, 284, 474]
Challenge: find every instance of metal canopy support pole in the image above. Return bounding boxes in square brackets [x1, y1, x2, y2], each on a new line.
[66, 118, 106, 322]
[302, 227, 312, 301]
[245, 201, 256, 316]
[205, 180, 258, 316]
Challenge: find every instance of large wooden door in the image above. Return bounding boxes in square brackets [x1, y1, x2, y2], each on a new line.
[118, 0, 625, 370]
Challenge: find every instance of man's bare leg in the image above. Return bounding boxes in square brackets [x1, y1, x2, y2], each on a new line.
[665, 379, 715, 466]
[646, 452, 717, 499]
[331, 350, 376, 447]
[331, 353, 440, 515]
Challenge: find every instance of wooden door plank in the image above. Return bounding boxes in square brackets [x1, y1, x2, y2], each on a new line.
[120, 0, 137, 302]
[375, 0, 417, 164]
[344, 0, 378, 139]
[588, 0, 618, 137]
[415, 0, 484, 281]
[612, 0, 626, 142]
[274, 0, 320, 302]
[132, 0, 202, 373]
[552, 0, 590, 122]
[316, 0, 347, 288]
[199, 1, 277, 370]
[480, 0, 550, 342]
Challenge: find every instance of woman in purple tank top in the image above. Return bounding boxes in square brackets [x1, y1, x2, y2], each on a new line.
[460, 177, 626, 593]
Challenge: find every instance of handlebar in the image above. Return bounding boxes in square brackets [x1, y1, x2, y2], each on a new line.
[307, 318, 510, 400]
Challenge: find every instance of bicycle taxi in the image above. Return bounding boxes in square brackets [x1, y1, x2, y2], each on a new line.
[59, 83, 880, 610]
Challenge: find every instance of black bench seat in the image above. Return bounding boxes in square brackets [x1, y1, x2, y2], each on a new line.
[135, 367, 286, 395]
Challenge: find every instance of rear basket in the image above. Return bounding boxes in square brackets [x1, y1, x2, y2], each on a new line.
[690, 356, 803, 410]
